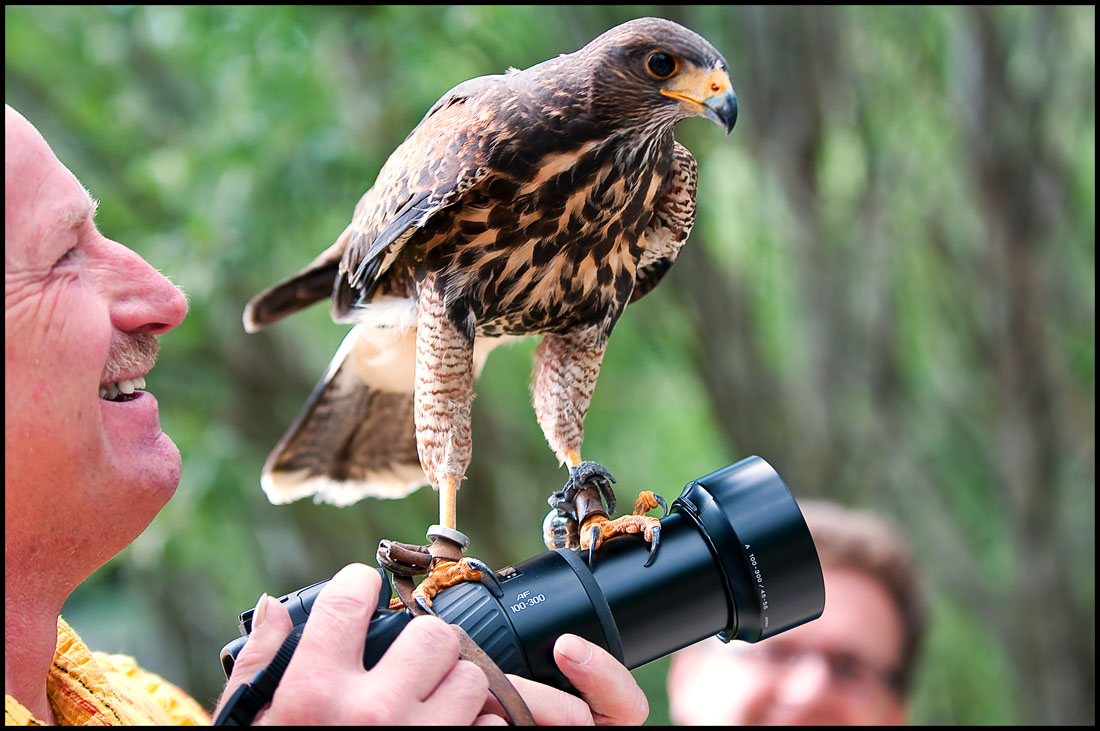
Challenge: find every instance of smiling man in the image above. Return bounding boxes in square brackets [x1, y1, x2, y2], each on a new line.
[4, 104, 649, 726]
[5, 104, 194, 725]
[666, 500, 927, 726]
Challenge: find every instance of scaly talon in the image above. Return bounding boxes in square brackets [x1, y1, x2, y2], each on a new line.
[409, 557, 485, 611]
[577, 498, 663, 568]
[632, 490, 668, 517]
[568, 461, 617, 514]
[545, 460, 620, 551]
[655, 493, 669, 518]
[465, 557, 503, 597]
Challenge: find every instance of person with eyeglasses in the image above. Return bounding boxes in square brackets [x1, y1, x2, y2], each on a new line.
[665, 499, 928, 725]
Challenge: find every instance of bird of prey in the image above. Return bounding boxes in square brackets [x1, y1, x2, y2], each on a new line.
[244, 16, 736, 606]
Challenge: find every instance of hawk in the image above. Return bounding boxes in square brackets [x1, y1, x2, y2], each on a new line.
[244, 17, 736, 605]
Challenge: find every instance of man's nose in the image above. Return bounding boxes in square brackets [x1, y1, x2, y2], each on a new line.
[103, 239, 188, 335]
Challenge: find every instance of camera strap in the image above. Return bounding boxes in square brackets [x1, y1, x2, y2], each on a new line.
[389, 570, 536, 726]
[212, 629, 301, 725]
[376, 529, 536, 725]
[455, 623, 537, 725]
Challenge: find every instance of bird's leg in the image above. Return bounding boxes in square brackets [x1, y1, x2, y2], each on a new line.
[414, 285, 474, 530]
[534, 330, 667, 564]
[439, 475, 459, 532]
[407, 474, 488, 613]
[405, 283, 494, 611]
[532, 329, 606, 479]
[534, 329, 610, 546]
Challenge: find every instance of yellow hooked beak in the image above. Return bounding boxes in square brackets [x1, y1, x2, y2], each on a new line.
[660, 66, 738, 133]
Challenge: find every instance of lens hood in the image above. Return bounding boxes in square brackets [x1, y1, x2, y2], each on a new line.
[676, 455, 825, 642]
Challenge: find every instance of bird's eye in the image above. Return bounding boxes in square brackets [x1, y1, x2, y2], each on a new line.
[647, 52, 677, 79]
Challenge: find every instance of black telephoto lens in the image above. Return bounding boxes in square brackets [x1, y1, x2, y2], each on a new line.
[221, 456, 825, 692]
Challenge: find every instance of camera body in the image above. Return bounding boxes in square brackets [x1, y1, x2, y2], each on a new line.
[221, 456, 826, 690]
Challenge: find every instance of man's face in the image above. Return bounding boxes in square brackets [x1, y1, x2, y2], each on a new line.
[5, 106, 188, 566]
[668, 566, 908, 726]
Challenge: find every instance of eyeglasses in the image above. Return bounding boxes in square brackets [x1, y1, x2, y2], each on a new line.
[739, 641, 903, 694]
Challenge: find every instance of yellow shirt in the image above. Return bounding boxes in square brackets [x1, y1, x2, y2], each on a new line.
[5, 617, 210, 726]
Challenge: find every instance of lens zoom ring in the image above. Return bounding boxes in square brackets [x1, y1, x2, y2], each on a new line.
[433, 582, 531, 677]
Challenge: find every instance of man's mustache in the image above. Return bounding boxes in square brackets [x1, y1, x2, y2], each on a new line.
[101, 331, 159, 383]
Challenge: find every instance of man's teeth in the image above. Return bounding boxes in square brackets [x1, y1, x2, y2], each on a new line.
[99, 376, 146, 400]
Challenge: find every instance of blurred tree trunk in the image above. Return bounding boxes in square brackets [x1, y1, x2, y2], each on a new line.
[953, 6, 1093, 723]
[667, 4, 1093, 724]
[668, 4, 858, 499]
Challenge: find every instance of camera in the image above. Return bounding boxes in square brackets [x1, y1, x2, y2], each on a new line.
[220, 455, 825, 691]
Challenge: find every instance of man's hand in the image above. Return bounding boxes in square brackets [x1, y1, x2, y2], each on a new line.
[214, 563, 489, 725]
[475, 634, 649, 726]
[214, 562, 649, 725]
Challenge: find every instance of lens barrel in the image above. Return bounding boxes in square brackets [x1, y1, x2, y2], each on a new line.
[221, 456, 824, 690]
[678, 456, 826, 642]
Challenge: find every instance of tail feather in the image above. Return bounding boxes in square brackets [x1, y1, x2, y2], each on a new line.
[259, 308, 519, 507]
[261, 325, 427, 506]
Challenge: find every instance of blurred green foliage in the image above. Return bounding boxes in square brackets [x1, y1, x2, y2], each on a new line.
[6, 5, 1094, 724]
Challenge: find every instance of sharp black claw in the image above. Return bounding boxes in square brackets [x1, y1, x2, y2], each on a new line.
[414, 594, 438, 616]
[466, 558, 503, 597]
[654, 493, 669, 518]
[547, 489, 573, 515]
[586, 524, 601, 569]
[568, 461, 617, 515]
[644, 525, 662, 568]
[598, 480, 617, 516]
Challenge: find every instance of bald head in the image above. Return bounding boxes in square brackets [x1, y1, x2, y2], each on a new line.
[5, 105, 97, 270]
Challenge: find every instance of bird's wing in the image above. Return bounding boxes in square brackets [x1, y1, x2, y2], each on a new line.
[331, 76, 502, 320]
[242, 75, 501, 331]
[243, 224, 353, 332]
[630, 141, 698, 303]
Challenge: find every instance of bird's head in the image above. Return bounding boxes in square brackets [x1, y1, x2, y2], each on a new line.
[580, 17, 737, 135]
